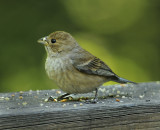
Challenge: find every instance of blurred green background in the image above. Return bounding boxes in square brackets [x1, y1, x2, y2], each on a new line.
[0, 0, 159, 92]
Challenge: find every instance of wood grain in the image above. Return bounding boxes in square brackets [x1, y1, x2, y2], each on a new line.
[0, 82, 160, 129]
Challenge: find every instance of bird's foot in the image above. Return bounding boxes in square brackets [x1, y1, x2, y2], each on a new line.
[47, 96, 68, 102]
[47, 93, 71, 102]
[85, 98, 98, 104]
[48, 96, 55, 101]
[57, 93, 70, 101]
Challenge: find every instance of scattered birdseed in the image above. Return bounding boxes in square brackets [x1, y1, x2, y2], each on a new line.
[54, 99, 58, 102]
[29, 90, 33, 92]
[11, 94, 15, 97]
[116, 98, 120, 102]
[79, 98, 84, 102]
[60, 99, 67, 102]
[28, 90, 32, 95]
[120, 84, 126, 87]
[0, 97, 4, 101]
[36, 90, 40, 94]
[62, 104, 66, 107]
[117, 91, 120, 94]
[73, 104, 77, 107]
[156, 81, 160, 84]
[22, 102, 27, 106]
[139, 95, 144, 99]
[80, 103, 83, 106]
[56, 91, 61, 94]
[122, 96, 126, 99]
[5, 97, 10, 101]
[115, 95, 120, 98]
[19, 96, 23, 99]
[44, 98, 48, 102]
[40, 103, 44, 106]
[19, 91, 24, 94]
[109, 93, 113, 97]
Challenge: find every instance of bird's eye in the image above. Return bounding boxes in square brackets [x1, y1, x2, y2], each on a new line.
[51, 39, 56, 43]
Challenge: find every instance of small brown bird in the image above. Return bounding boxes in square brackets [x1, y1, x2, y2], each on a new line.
[38, 31, 136, 102]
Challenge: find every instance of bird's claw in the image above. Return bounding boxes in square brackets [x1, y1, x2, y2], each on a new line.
[85, 98, 98, 104]
[48, 96, 55, 101]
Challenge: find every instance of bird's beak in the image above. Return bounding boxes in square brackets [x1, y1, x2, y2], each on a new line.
[37, 36, 48, 46]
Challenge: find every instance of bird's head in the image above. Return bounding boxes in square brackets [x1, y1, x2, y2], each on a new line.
[38, 31, 78, 56]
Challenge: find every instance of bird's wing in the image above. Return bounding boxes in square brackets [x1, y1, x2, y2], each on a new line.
[73, 57, 116, 77]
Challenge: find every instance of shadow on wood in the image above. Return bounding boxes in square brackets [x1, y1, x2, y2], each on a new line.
[0, 82, 160, 129]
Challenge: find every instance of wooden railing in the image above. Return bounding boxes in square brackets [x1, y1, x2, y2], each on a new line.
[0, 82, 160, 129]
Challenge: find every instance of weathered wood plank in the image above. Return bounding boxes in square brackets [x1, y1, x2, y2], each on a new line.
[0, 82, 160, 129]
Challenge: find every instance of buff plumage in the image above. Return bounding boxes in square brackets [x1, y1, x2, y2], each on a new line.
[38, 31, 136, 102]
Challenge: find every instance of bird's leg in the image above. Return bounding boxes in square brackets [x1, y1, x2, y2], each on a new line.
[94, 88, 98, 101]
[85, 88, 98, 104]
[57, 93, 70, 101]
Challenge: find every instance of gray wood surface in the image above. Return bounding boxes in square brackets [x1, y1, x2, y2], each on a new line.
[0, 82, 160, 130]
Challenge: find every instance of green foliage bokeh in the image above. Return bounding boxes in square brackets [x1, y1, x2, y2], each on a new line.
[0, 0, 159, 92]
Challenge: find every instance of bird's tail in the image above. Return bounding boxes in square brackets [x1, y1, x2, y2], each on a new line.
[116, 77, 137, 84]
